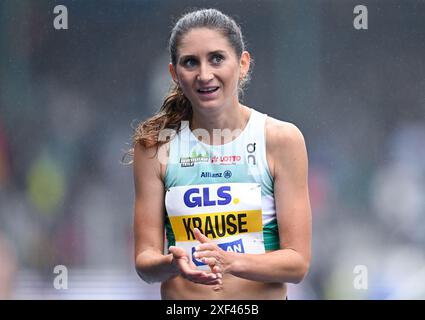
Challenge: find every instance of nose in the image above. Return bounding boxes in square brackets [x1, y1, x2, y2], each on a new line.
[197, 63, 214, 82]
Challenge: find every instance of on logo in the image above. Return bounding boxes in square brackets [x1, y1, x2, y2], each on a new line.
[246, 142, 256, 165]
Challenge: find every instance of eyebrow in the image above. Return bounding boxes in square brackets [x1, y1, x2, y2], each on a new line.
[178, 50, 227, 63]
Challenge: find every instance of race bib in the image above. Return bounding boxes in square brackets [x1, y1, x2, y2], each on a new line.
[165, 183, 265, 269]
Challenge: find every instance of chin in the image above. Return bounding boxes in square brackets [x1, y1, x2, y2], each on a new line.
[193, 101, 223, 111]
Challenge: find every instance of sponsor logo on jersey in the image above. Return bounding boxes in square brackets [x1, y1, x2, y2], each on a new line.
[180, 155, 242, 167]
[183, 186, 233, 208]
[191, 238, 245, 266]
[180, 155, 209, 167]
[223, 170, 232, 178]
[246, 142, 257, 165]
[211, 155, 241, 165]
[200, 170, 232, 179]
[179, 146, 210, 167]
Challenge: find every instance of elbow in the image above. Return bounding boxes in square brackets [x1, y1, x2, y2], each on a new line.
[287, 260, 310, 284]
[135, 266, 154, 284]
[135, 256, 155, 284]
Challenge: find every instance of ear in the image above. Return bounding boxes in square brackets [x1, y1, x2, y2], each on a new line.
[239, 51, 251, 80]
[169, 63, 179, 85]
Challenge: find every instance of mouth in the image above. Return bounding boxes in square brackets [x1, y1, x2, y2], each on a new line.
[197, 86, 220, 96]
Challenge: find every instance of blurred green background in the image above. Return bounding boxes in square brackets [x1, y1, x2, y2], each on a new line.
[1, 0, 425, 299]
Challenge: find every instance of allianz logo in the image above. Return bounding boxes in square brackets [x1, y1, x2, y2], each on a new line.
[200, 170, 232, 179]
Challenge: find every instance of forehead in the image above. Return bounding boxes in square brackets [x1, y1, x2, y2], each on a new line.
[178, 28, 234, 56]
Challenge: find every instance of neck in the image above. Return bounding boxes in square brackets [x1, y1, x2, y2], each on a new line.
[190, 102, 251, 145]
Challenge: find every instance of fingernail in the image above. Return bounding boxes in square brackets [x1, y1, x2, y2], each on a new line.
[195, 246, 200, 251]
[193, 252, 199, 258]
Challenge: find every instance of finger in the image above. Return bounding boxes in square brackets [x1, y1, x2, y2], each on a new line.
[207, 264, 222, 282]
[169, 246, 186, 258]
[195, 243, 217, 252]
[190, 277, 222, 286]
[193, 228, 211, 243]
[185, 272, 215, 281]
[201, 257, 217, 266]
[179, 259, 219, 279]
[207, 264, 222, 277]
[194, 250, 216, 260]
[189, 273, 222, 285]
[174, 252, 216, 278]
[175, 258, 203, 276]
[168, 246, 176, 255]
[212, 265, 221, 274]
[202, 278, 223, 286]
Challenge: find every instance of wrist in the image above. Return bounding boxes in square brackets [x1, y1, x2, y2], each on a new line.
[224, 251, 241, 275]
[167, 253, 181, 276]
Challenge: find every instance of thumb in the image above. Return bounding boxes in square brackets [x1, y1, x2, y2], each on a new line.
[193, 228, 211, 243]
[169, 246, 185, 257]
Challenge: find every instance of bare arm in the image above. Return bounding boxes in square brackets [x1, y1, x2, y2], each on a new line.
[133, 142, 178, 283]
[134, 142, 221, 284]
[194, 122, 312, 284]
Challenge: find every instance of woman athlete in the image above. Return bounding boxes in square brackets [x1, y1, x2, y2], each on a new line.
[132, 8, 311, 300]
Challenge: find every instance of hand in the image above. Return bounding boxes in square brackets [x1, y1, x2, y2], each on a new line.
[169, 245, 222, 286]
[193, 228, 230, 276]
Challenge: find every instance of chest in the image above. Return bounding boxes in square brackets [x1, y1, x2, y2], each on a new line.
[160, 140, 275, 182]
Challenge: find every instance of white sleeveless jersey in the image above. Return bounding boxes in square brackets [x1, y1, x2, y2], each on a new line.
[163, 108, 279, 268]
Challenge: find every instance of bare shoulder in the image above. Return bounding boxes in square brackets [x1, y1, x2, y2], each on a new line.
[265, 116, 306, 151]
[133, 142, 167, 181]
[265, 116, 307, 177]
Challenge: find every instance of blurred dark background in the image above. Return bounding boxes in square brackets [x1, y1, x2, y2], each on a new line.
[1, 0, 424, 299]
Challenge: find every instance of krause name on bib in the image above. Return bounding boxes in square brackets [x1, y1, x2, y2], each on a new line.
[165, 183, 265, 268]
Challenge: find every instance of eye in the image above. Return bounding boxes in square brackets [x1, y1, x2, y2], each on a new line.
[211, 54, 224, 65]
[182, 58, 197, 68]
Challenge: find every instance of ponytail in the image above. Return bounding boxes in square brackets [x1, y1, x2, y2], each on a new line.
[122, 84, 192, 163]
